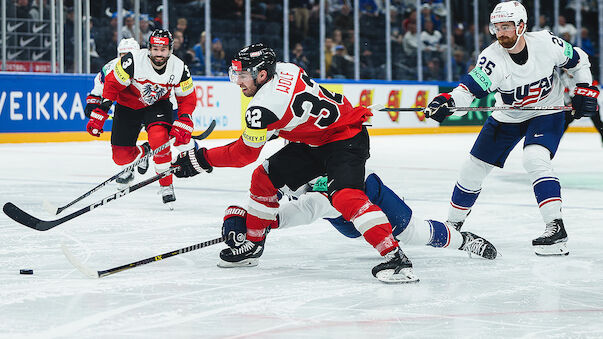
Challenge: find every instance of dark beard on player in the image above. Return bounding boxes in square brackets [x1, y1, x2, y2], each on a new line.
[498, 36, 516, 49]
[151, 56, 168, 67]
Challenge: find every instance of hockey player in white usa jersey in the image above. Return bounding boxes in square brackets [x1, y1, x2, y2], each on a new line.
[424, 1, 599, 256]
[89, 30, 197, 208]
[83, 38, 153, 180]
[173, 43, 418, 283]
[220, 172, 498, 260]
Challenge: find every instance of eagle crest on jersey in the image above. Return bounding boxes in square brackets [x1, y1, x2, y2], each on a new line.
[141, 83, 168, 105]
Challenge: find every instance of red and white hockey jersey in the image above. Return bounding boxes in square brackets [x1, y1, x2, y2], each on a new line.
[206, 62, 371, 168]
[103, 49, 195, 116]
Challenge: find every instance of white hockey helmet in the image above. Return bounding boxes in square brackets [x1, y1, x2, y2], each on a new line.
[489, 1, 528, 36]
[117, 38, 140, 56]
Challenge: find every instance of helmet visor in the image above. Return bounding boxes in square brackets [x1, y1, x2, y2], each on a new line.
[228, 67, 255, 83]
[489, 22, 516, 35]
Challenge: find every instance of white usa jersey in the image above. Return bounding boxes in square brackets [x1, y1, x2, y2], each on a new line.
[451, 30, 592, 123]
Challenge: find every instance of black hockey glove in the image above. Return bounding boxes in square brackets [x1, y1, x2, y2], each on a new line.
[84, 95, 102, 118]
[572, 83, 599, 119]
[172, 146, 213, 178]
[222, 206, 247, 248]
[425, 93, 455, 123]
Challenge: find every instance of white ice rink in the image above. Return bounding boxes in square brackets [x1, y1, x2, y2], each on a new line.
[1, 132, 603, 338]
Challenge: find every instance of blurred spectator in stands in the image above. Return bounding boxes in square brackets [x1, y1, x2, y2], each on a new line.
[402, 9, 416, 33]
[402, 21, 419, 58]
[121, 13, 136, 39]
[173, 30, 196, 66]
[211, 38, 228, 76]
[192, 31, 206, 75]
[64, 6, 75, 72]
[290, 42, 310, 71]
[451, 49, 468, 81]
[532, 14, 551, 31]
[579, 28, 595, 56]
[360, 0, 380, 17]
[16, 0, 34, 19]
[329, 45, 353, 79]
[421, 19, 443, 62]
[360, 48, 376, 79]
[154, 5, 164, 29]
[98, 29, 118, 64]
[558, 15, 577, 44]
[88, 17, 104, 73]
[333, 4, 353, 32]
[452, 23, 466, 51]
[175, 18, 191, 49]
[230, 0, 245, 20]
[333, 29, 344, 48]
[328, 0, 348, 15]
[324, 37, 334, 74]
[420, 3, 441, 31]
[292, 0, 312, 40]
[263, 0, 283, 22]
[424, 57, 443, 81]
[139, 15, 153, 48]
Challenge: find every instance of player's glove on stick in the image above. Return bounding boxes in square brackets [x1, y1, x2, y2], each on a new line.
[425, 93, 455, 123]
[222, 206, 247, 248]
[170, 114, 194, 146]
[172, 146, 213, 178]
[86, 107, 109, 137]
[572, 83, 599, 119]
[84, 95, 102, 118]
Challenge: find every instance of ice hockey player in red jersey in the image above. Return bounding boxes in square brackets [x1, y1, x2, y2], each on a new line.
[87, 29, 196, 208]
[172, 43, 418, 283]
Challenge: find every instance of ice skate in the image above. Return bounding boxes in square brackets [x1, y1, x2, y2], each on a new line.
[137, 142, 152, 174]
[459, 232, 497, 259]
[532, 219, 569, 256]
[218, 239, 265, 268]
[116, 168, 134, 190]
[159, 184, 176, 210]
[372, 247, 419, 283]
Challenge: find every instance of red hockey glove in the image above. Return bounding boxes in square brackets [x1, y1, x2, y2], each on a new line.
[169, 114, 194, 146]
[572, 84, 599, 119]
[86, 107, 109, 137]
[425, 93, 455, 123]
[84, 95, 102, 118]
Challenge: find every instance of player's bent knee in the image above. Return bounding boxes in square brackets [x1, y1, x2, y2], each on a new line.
[523, 144, 553, 176]
[111, 145, 139, 165]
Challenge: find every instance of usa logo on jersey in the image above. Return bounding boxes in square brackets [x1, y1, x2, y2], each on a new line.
[500, 72, 554, 106]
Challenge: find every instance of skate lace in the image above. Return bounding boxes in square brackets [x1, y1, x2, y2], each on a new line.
[463, 236, 486, 257]
[233, 241, 255, 255]
[117, 168, 133, 180]
[158, 185, 174, 197]
[540, 222, 559, 238]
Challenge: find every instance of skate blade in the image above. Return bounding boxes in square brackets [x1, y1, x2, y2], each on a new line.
[375, 268, 419, 284]
[534, 242, 569, 256]
[164, 202, 174, 211]
[217, 258, 259, 268]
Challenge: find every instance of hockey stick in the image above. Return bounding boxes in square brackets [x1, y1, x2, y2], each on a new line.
[62, 235, 226, 278]
[3, 167, 179, 231]
[373, 104, 574, 112]
[54, 120, 216, 214]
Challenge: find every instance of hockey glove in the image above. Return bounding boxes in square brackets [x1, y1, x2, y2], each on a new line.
[86, 107, 109, 137]
[84, 95, 102, 118]
[169, 114, 194, 146]
[425, 93, 455, 123]
[572, 83, 599, 119]
[172, 146, 213, 178]
[222, 206, 248, 248]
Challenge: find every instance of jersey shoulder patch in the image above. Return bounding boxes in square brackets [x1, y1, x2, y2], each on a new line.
[245, 105, 280, 129]
[115, 52, 135, 83]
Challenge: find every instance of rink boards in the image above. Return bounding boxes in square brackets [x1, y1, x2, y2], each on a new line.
[0, 73, 598, 143]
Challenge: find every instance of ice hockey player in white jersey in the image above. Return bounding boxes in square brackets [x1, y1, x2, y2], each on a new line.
[220, 172, 498, 261]
[86, 30, 197, 208]
[424, 1, 599, 256]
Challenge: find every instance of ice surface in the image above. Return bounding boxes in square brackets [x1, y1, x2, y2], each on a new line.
[1, 133, 603, 338]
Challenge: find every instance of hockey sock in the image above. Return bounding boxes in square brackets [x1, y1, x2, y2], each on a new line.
[425, 220, 463, 248]
[448, 155, 492, 222]
[148, 125, 172, 186]
[332, 188, 398, 255]
[246, 165, 279, 242]
[523, 145, 562, 224]
[364, 173, 413, 235]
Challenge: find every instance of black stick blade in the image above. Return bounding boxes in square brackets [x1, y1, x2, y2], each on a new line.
[3, 202, 57, 231]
